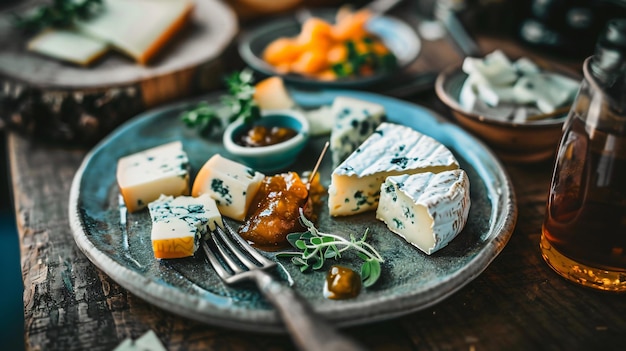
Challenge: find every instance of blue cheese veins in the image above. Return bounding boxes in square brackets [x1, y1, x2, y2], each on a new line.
[116, 141, 190, 213]
[192, 154, 265, 221]
[329, 96, 386, 168]
[148, 194, 223, 259]
[376, 170, 471, 255]
[328, 122, 459, 216]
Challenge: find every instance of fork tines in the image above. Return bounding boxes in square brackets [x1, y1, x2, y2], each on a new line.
[202, 223, 275, 284]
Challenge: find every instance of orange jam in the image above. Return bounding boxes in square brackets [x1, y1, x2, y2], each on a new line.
[236, 125, 297, 147]
[239, 172, 320, 250]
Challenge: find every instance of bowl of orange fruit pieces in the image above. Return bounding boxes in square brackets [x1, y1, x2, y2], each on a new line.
[238, 6, 421, 88]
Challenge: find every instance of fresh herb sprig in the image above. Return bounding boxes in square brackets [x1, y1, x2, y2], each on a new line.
[181, 69, 261, 136]
[13, 0, 104, 33]
[277, 211, 384, 287]
[332, 38, 398, 78]
[180, 101, 221, 136]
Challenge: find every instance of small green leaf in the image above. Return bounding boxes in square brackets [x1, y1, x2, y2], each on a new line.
[276, 252, 300, 258]
[361, 260, 371, 278]
[324, 246, 338, 259]
[295, 240, 307, 250]
[312, 255, 324, 270]
[311, 237, 323, 245]
[362, 260, 381, 287]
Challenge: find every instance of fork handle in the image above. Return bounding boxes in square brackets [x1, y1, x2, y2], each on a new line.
[255, 270, 368, 351]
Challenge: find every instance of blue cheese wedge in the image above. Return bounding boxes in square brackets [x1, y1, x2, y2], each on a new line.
[192, 154, 265, 221]
[329, 96, 386, 167]
[328, 122, 459, 217]
[376, 170, 470, 255]
[148, 194, 223, 259]
[117, 141, 190, 213]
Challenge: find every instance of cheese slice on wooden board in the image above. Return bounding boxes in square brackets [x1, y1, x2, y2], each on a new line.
[117, 141, 190, 213]
[75, 0, 195, 64]
[328, 122, 459, 217]
[27, 29, 109, 66]
[148, 194, 223, 259]
[192, 154, 265, 221]
[376, 170, 471, 255]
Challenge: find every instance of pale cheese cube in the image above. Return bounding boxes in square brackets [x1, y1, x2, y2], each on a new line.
[328, 123, 459, 217]
[513, 57, 540, 75]
[148, 194, 223, 259]
[462, 50, 517, 86]
[376, 170, 470, 255]
[192, 154, 265, 221]
[117, 141, 190, 213]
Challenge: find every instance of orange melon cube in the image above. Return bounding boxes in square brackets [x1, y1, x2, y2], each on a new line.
[332, 9, 372, 41]
[262, 37, 302, 65]
[291, 50, 328, 75]
[327, 44, 348, 64]
[297, 17, 333, 46]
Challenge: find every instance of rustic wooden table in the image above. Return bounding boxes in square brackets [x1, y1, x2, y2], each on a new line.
[6, 5, 626, 351]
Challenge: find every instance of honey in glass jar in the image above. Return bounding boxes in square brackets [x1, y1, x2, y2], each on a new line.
[541, 19, 626, 291]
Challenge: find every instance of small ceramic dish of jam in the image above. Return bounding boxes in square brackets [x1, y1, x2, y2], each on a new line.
[223, 109, 310, 172]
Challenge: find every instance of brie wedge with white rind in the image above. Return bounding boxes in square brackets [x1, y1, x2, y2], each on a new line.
[148, 194, 223, 259]
[116, 141, 190, 213]
[192, 154, 265, 221]
[328, 122, 459, 217]
[376, 170, 471, 255]
[329, 96, 386, 168]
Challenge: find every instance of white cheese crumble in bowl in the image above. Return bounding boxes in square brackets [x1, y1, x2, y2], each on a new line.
[435, 50, 582, 163]
[223, 108, 310, 173]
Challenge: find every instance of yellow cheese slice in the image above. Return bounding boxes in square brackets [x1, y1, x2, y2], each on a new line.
[75, 0, 195, 64]
[27, 28, 109, 66]
[253, 76, 295, 110]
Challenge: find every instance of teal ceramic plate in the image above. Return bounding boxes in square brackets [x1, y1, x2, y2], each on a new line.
[238, 9, 421, 89]
[69, 89, 517, 333]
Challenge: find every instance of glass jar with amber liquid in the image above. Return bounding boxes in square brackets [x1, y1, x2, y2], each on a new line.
[541, 19, 626, 291]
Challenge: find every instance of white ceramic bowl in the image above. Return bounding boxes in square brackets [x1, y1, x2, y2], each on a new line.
[223, 109, 310, 173]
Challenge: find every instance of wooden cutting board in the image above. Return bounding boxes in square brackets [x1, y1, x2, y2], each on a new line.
[0, 0, 238, 145]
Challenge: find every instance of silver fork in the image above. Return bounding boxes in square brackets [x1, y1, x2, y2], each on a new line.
[202, 224, 367, 351]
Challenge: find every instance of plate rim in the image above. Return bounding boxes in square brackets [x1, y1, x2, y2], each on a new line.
[69, 90, 517, 333]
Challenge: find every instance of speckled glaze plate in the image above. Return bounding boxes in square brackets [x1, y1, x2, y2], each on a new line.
[238, 8, 421, 89]
[69, 88, 517, 333]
